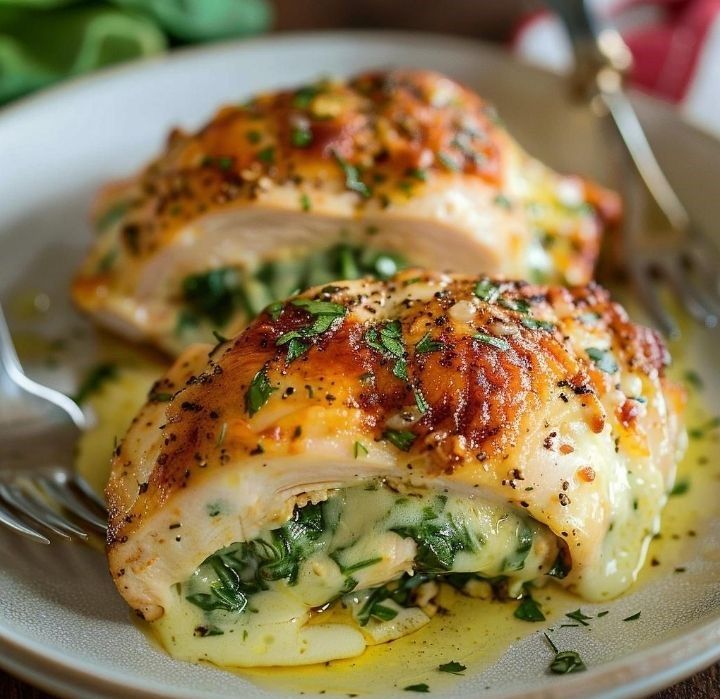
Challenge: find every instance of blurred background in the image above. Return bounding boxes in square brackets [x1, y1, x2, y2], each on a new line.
[0, 0, 718, 136]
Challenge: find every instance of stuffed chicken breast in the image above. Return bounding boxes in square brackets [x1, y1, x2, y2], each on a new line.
[106, 270, 684, 667]
[74, 70, 619, 356]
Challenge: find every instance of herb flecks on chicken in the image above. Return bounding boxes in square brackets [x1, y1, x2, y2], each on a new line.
[105, 270, 684, 667]
[73, 70, 619, 356]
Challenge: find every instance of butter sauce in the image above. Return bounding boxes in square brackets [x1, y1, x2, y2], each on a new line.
[76, 333, 718, 694]
[151, 485, 555, 667]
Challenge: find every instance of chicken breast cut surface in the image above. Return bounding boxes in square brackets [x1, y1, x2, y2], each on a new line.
[107, 269, 685, 652]
[74, 70, 620, 356]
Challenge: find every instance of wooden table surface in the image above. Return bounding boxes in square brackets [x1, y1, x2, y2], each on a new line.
[1, 662, 718, 698]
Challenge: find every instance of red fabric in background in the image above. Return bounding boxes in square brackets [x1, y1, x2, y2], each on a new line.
[623, 0, 719, 101]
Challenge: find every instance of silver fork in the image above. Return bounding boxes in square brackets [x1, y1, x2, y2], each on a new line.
[548, 0, 720, 338]
[0, 303, 107, 544]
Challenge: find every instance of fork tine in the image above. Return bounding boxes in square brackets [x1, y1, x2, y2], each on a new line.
[629, 266, 680, 338]
[685, 265, 720, 320]
[0, 483, 88, 540]
[686, 234, 720, 289]
[0, 495, 50, 544]
[72, 475, 107, 514]
[665, 265, 719, 329]
[35, 475, 107, 532]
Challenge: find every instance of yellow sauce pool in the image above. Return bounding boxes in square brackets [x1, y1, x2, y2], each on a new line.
[78, 335, 719, 695]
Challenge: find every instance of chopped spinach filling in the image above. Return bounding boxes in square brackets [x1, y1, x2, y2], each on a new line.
[178, 243, 406, 334]
[186, 502, 326, 612]
[183, 483, 555, 634]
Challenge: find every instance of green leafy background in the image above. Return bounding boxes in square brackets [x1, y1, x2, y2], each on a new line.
[0, 0, 272, 104]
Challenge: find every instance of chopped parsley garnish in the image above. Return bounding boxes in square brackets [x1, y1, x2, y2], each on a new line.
[300, 193, 311, 211]
[414, 388, 429, 414]
[438, 661, 466, 675]
[473, 332, 510, 351]
[544, 634, 587, 675]
[276, 298, 347, 363]
[404, 683, 430, 693]
[354, 441, 368, 458]
[291, 126, 313, 148]
[597, 610, 609, 617]
[550, 651, 587, 674]
[499, 297, 531, 314]
[408, 168, 428, 181]
[291, 297, 346, 318]
[393, 360, 409, 381]
[292, 84, 320, 109]
[97, 248, 118, 273]
[578, 311, 600, 325]
[565, 609, 592, 626]
[216, 422, 227, 447]
[96, 200, 132, 232]
[383, 429, 416, 452]
[547, 551, 571, 579]
[688, 416, 720, 440]
[493, 193, 512, 209]
[257, 146, 275, 164]
[332, 150, 372, 198]
[202, 155, 233, 171]
[669, 478, 690, 497]
[356, 586, 400, 625]
[521, 317, 555, 331]
[365, 320, 408, 380]
[415, 332, 444, 354]
[265, 301, 284, 321]
[514, 595, 545, 622]
[438, 151, 460, 172]
[623, 611, 641, 621]
[586, 347, 618, 374]
[285, 338, 309, 363]
[206, 501, 223, 517]
[683, 369, 704, 390]
[473, 278, 501, 303]
[73, 362, 118, 404]
[245, 366, 275, 416]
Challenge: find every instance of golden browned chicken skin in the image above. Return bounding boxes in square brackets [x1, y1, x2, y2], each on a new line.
[74, 70, 619, 355]
[107, 270, 684, 628]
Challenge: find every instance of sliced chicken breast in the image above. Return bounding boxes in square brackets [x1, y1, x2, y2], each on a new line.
[74, 70, 619, 355]
[106, 270, 684, 667]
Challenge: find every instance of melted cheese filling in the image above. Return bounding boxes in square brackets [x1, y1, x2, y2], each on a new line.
[152, 484, 559, 667]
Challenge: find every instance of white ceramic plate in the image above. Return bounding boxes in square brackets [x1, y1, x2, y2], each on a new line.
[0, 31, 719, 699]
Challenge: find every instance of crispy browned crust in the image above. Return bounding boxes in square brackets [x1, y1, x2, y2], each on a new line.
[92, 71, 504, 257]
[106, 270, 675, 549]
[80, 70, 617, 267]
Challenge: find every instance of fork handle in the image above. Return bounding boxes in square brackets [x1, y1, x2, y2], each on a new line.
[0, 303, 86, 428]
[599, 86, 690, 234]
[0, 304, 23, 399]
[547, 0, 691, 234]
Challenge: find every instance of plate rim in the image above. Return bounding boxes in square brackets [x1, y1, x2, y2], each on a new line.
[0, 29, 718, 699]
[1, 597, 719, 699]
[1, 27, 719, 149]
